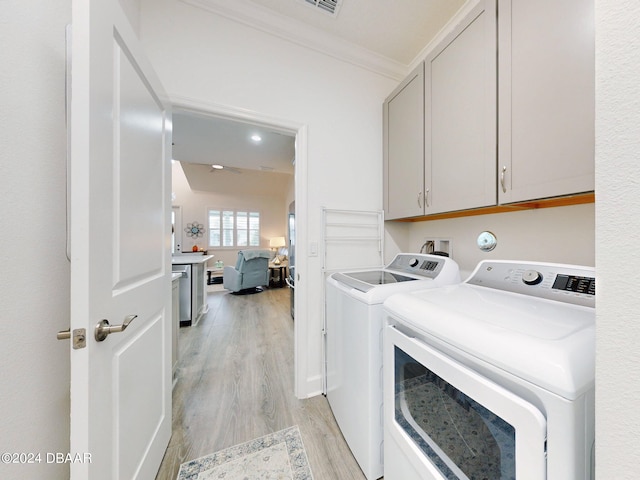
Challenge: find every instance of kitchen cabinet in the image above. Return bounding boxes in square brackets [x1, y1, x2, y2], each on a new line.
[498, 0, 595, 204]
[171, 272, 180, 386]
[425, 0, 496, 214]
[383, 64, 424, 220]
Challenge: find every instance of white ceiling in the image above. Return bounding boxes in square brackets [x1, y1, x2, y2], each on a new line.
[183, 0, 467, 75]
[172, 111, 296, 175]
[173, 0, 467, 176]
[246, 0, 467, 65]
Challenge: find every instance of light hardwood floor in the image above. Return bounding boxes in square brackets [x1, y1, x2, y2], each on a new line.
[156, 287, 367, 480]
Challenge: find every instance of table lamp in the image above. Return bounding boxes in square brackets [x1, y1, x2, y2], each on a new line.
[270, 236, 286, 265]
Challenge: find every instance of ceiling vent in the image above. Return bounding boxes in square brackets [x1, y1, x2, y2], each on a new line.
[302, 0, 342, 17]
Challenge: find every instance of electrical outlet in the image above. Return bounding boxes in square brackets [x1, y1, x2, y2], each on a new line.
[422, 237, 452, 257]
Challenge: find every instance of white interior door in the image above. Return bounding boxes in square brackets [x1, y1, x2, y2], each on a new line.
[69, 1, 172, 478]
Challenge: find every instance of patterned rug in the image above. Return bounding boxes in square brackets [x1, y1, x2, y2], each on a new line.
[177, 426, 314, 480]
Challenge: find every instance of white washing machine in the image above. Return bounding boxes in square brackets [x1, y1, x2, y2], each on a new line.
[325, 253, 460, 480]
[383, 260, 595, 480]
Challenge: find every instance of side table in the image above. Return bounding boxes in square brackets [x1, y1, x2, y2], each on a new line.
[207, 267, 224, 285]
[268, 262, 288, 288]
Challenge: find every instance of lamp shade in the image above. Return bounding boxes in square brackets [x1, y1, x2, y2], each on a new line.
[269, 236, 286, 248]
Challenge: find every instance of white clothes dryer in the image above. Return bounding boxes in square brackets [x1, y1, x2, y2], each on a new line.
[325, 253, 460, 480]
[383, 260, 595, 480]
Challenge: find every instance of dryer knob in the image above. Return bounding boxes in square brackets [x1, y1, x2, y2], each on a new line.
[408, 258, 419, 268]
[522, 270, 543, 285]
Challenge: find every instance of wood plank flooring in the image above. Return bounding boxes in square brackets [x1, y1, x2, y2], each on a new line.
[156, 287, 367, 480]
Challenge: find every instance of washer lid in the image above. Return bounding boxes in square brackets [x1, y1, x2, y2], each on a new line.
[332, 271, 417, 292]
[327, 253, 461, 303]
[384, 283, 595, 400]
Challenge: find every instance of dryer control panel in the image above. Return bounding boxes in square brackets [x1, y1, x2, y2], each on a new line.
[466, 260, 595, 307]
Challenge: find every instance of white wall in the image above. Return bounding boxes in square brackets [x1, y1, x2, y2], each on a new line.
[0, 0, 637, 476]
[395, 203, 595, 277]
[118, 0, 141, 33]
[140, 0, 397, 395]
[172, 162, 290, 266]
[595, 0, 640, 475]
[0, 1, 71, 478]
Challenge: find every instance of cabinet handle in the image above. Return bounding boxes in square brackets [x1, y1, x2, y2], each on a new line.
[500, 166, 507, 193]
[425, 188, 430, 208]
[417, 191, 423, 208]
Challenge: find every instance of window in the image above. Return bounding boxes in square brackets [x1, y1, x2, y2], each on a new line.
[208, 210, 260, 247]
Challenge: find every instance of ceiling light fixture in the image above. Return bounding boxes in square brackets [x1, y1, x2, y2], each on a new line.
[211, 164, 224, 169]
[251, 134, 262, 142]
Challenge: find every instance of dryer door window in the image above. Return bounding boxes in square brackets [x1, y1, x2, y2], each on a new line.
[386, 326, 547, 480]
[395, 346, 515, 479]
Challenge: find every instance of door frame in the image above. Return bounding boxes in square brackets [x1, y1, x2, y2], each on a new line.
[170, 96, 309, 398]
[171, 205, 183, 254]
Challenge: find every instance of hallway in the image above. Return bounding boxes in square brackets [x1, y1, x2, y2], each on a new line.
[156, 287, 366, 479]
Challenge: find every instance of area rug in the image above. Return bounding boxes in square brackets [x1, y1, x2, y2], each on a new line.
[176, 426, 314, 480]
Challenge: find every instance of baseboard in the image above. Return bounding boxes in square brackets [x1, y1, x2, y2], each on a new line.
[302, 374, 324, 399]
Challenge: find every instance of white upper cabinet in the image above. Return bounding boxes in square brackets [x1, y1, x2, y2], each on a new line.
[384, 64, 425, 220]
[425, 0, 497, 214]
[383, 0, 594, 220]
[497, 0, 595, 204]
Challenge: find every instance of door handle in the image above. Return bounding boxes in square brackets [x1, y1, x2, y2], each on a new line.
[95, 315, 137, 342]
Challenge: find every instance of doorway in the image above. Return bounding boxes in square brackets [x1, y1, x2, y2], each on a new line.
[170, 99, 307, 397]
[171, 205, 182, 254]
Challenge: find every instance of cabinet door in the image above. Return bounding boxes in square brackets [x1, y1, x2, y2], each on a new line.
[384, 64, 425, 220]
[425, 0, 497, 214]
[498, 0, 595, 204]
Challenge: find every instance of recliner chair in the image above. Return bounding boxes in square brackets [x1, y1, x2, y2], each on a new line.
[223, 250, 271, 293]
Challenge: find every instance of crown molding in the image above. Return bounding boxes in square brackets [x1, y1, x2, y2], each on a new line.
[407, 0, 481, 72]
[180, 0, 407, 81]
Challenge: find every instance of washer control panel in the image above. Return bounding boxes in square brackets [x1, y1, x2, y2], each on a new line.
[466, 260, 595, 307]
[387, 253, 453, 279]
